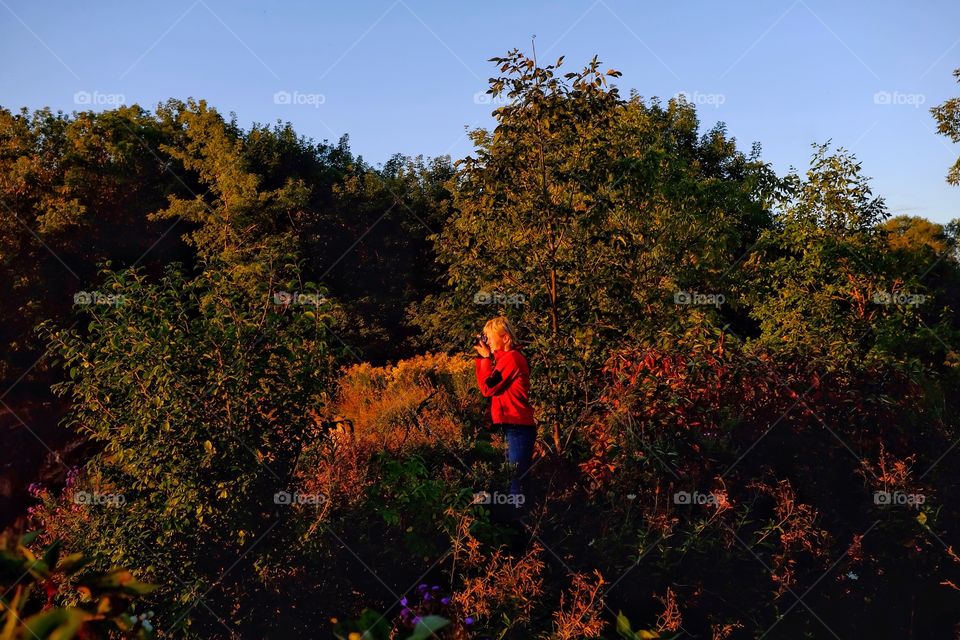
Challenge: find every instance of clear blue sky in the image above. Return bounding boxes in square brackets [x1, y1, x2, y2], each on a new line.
[2, 0, 958, 224]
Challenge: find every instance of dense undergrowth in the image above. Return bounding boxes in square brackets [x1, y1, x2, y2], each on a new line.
[4, 50, 960, 639]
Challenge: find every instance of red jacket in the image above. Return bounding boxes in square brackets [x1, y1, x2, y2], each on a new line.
[475, 348, 536, 426]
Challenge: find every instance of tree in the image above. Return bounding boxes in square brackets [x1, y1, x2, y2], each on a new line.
[743, 143, 959, 370]
[302, 152, 454, 363]
[151, 100, 453, 363]
[880, 215, 949, 256]
[931, 67, 960, 185]
[412, 49, 778, 453]
[742, 143, 889, 362]
[0, 105, 193, 387]
[35, 258, 340, 634]
[150, 99, 312, 298]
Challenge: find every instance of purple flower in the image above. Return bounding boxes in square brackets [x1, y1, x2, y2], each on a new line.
[400, 597, 408, 606]
[440, 597, 450, 605]
[465, 617, 475, 626]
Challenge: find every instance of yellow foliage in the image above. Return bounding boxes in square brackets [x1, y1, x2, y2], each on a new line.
[333, 352, 479, 451]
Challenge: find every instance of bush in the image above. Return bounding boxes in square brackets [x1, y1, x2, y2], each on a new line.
[32, 260, 338, 635]
[0, 530, 156, 639]
[292, 352, 489, 540]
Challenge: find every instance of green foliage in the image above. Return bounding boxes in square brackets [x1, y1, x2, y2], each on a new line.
[0, 104, 191, 384]
[151, 99, 311, 282]
[742, 142, 960, 370]
[331, 608, 391, 640]
[331, 608, 449, 640]
[742, 142, 890, 364]
[412, 49, 779, 452]
[406, 615, 450, 640]
[0, 531, 155, 640]
[615, 612, 674, 639]
[313, 152, 453, 361]
[34, 258, 339, 631]
[931, 67, 960, 185]
[366, 454, 450, 531]
[150, 98, 454, 361]
[0, 98, 449, 391]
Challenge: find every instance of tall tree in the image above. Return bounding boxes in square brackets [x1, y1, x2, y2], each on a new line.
[0, 105, 192, 387]
[413, 49, 778, 452]
[931, 67, 960, 185]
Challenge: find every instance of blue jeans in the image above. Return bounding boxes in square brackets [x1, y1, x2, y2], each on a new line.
[502, 425, 536, 499]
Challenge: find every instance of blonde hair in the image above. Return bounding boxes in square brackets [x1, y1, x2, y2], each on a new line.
[483, 316, 517, 348]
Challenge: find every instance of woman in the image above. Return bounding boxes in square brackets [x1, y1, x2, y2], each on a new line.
[473, 316, 536, 501]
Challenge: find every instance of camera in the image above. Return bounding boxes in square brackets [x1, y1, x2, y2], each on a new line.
[472, 333, 489, 348]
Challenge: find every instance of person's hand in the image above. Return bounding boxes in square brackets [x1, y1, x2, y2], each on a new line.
[473, 343, 491, 358]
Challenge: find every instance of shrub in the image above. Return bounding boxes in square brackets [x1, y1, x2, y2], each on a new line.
[0, 530, 156, 639]
[32, 260, 338, 635]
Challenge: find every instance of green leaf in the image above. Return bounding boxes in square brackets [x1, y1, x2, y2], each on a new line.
[56, 552, 90, 575]
[21, 608, 92, 639]
[41, 540, 62, 569]
[353, 608, 391, 639]
[616, 611, 661, 639]
[85, 569, 158, 596]
[406, 615, 449, 640]
[19, 531, 40, 546]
